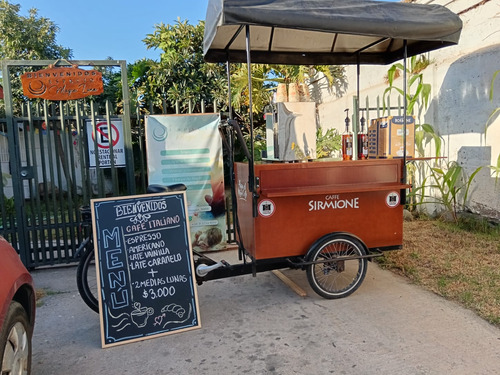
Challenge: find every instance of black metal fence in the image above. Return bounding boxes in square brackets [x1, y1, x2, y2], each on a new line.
[0, 101, 139, 267]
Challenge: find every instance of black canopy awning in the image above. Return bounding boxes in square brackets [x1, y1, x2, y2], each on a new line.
[203, 0, 462, 65]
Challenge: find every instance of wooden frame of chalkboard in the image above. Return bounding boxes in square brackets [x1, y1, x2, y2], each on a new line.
[91, 191, 201, 348]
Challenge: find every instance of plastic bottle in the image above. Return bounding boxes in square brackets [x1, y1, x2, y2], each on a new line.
[342, 109, 353, 161]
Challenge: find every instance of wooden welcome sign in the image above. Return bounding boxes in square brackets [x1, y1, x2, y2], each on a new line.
[20, 66, 103, 100]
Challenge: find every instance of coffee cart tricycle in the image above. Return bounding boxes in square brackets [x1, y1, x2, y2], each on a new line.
[193, 0, 462, 297]
[77, 0, 462, 311]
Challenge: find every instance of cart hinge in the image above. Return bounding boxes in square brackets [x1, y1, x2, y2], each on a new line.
[252, 192, 259, 218]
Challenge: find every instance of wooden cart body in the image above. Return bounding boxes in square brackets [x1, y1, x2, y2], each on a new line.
[235, 159, 408, 260]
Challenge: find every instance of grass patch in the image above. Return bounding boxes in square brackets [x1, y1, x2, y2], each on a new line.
[35, 288, 65, 307]
[378, 217, 500, 328]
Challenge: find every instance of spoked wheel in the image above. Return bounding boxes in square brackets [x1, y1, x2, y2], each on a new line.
[76, 243, 99, 313]
[306, 233, 368, 299]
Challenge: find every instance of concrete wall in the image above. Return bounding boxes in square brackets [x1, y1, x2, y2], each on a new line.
[315, 0, 500, 219]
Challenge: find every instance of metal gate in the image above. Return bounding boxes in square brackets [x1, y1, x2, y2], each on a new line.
[0, 59, 140, 268]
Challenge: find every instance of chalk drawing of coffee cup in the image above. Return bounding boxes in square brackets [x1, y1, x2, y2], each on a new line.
[131, 302, 154, 328]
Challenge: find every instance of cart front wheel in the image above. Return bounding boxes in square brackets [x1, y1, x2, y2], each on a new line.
[306, 233, 368, 299]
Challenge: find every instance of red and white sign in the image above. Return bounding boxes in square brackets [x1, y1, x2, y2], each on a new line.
[92, 122, 120, 149]
[86, 119, 125, 167]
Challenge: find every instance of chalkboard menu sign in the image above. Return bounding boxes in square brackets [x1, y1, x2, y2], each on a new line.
[91, 192, 201, 348]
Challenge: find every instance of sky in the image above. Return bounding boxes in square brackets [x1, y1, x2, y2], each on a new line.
[14, 0, 210, 63]
[14, 0, 399, 64]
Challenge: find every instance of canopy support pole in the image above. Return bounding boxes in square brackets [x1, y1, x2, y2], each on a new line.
[403, 40, 408, 184]
[355, 53, 361, 160]
[245, 25, 258, 219]
[226, 60, 232, 119]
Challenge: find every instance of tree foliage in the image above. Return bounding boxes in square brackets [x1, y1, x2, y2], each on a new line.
[0, 1, 71, 60]
[229, 64, 275, 117]
[140, 18, 226, 113]
[0, 1, 73, 114]
[229, 64, 345, 118]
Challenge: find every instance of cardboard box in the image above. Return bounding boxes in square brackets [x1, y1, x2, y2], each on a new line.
[368, 118, 379, 159]
[368, 116, 415, 158]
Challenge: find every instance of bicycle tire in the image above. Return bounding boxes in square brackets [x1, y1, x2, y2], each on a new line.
[306, 233, 368, 299]
[76, 243, 99, 313]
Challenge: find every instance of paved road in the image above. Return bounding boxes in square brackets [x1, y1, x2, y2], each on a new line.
[31, 255, 500, 375]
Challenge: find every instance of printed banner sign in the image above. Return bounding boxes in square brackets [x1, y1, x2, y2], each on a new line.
[145, 114, 226, 251]
[86, 119, 126, 168]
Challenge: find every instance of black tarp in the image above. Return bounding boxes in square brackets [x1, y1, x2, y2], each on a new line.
[203, 0, 462, 65]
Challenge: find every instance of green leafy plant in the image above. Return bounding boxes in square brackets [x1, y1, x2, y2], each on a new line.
[414, 123, 443, 159]
[1, 195, 15, 216]
[489, 153, 500, 184]
[141, 19, 227, 114]
[381, 55, 485, 219]
[383, 55, 432, 117]
[382, 56, 444, 213]
[406, 123, 443, 211]
[316, 127, 341, 159]
[1, 173, 15, 218]
[229, 64, 346, 116]
[291, 142, 308, 161]
[1, 172, 8, 187]
[241, 125, 266, 162]
[424, 161, 482, 221]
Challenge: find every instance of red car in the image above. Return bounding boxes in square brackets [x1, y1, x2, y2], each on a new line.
[0, 236, 36, 375]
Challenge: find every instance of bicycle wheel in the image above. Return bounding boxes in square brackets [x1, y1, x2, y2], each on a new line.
[306, 233, 368, 299]
[76, 243, 99, 313]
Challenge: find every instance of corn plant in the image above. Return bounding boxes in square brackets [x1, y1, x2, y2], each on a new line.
[383, 55, 432, 117]
[489, 154, 500, 184]
[424, 161, 483, 221]
[406, 122, 444, 212]
[382, 56, 486, 218]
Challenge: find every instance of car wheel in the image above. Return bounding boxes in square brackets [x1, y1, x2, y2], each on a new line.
[0, 301, 32, 375]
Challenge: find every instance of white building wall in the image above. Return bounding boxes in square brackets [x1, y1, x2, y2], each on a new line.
[316, 0, 500, 219]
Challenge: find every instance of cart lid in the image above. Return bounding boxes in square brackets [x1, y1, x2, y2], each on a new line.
[203, 0, 462, 65]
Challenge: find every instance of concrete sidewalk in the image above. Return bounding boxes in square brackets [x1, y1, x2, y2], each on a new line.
[31, 256, 500, 374]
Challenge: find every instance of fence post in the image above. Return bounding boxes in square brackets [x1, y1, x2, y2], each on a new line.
[119, 60, 136, 195]
[352, 96, 359, 160]
[365, 96, 370, 124]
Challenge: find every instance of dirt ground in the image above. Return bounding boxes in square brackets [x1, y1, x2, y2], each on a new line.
[380, 219, 500, 327]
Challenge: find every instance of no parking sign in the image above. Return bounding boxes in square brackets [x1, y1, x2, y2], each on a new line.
[86, 119, 126, 167]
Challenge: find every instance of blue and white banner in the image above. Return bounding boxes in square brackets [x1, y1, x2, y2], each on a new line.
[145, 114, 226, 251]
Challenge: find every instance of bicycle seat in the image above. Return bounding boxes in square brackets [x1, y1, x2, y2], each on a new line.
[146, 183, 187, 194]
